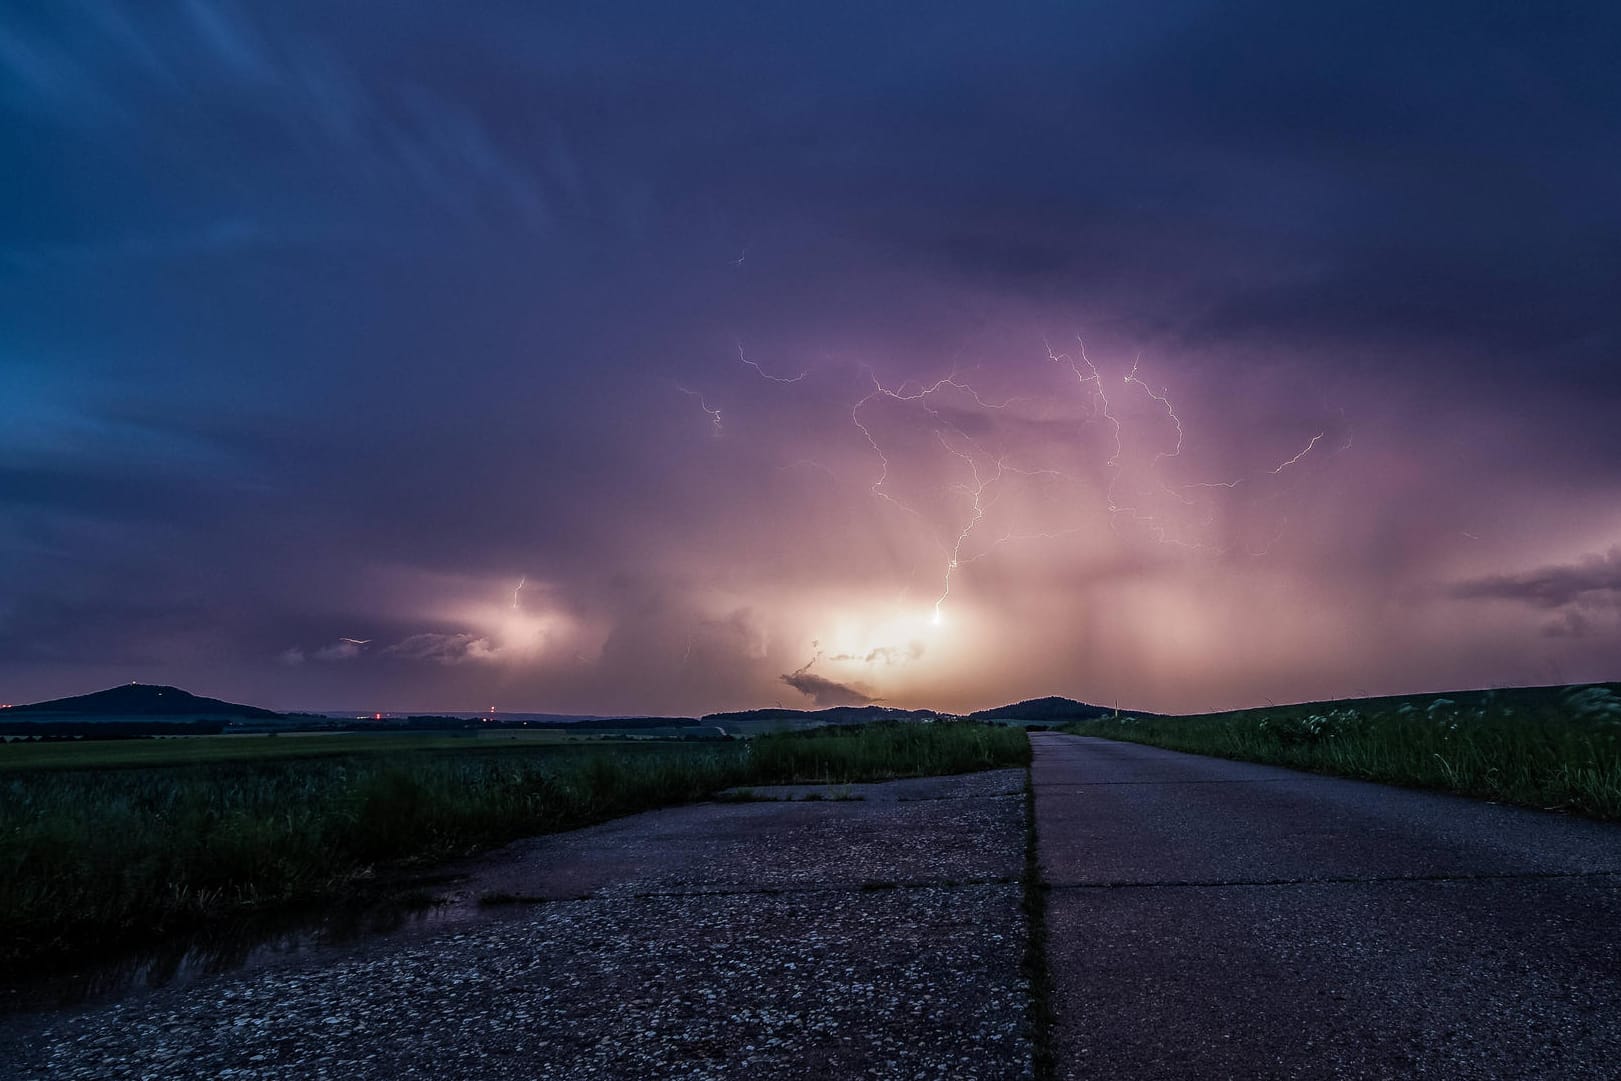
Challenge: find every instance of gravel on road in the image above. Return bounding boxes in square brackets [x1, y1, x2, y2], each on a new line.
[2, 769, 1033, 1081]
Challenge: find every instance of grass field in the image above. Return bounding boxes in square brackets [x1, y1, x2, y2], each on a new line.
[1059, 683, 1621, 819]
[0, 721, 1029, 969]
[0, 730, 594, 771]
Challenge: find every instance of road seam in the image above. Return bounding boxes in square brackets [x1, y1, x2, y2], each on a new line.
[1034, 777, 1302, 788]
[1044, 869, 1621, 891]
[896, 791, 1025, 802]
[477, 876, 1024, 907]
[1021, 764, 1056, 1081]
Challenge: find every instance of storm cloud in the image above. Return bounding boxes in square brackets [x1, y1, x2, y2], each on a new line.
[1, 2, 1618, 713]
[1451, 549, 1621, 610]
[781, 661, 875, 709]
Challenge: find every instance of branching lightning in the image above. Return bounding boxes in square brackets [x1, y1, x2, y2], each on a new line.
[1046, 337, 1122, 466]
[1124, 355, 1184, 470]
[931, 432, 1007, 624]
[723, 334, 1349, 624]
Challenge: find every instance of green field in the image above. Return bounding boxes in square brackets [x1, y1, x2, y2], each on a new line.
[0, 729, 594, 770]
[1060, 683, 1621, 819]
[0, 721, 1029, 969]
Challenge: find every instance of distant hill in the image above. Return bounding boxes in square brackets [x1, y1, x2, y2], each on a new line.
[375, 714, 706, 732]
[1200, 682, 1621, 719]
[309, 710, 611, 724]
[969, 696, 1119, 722]
[3, 684, 281, 720]
[706, 703, 946, 735]
[703, 705, 938, 725]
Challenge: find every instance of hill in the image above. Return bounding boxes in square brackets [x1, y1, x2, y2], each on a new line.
[969, 696, 1118, 722]
[3, 684, 281, 720]
[702, 704, 940, 735]
[1199, 682, 1621, 720]
[704, 705, 938, 725]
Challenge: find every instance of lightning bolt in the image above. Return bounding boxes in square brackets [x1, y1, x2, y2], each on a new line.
[930, 433, 1006, 624]
[512, 575, 526, 610]
[1048, 336, 1162, 540]
[676, 384, 723, 437]
[1124, 355, 1184, 470]
[843, 366, 1034, 620]
[717, 332, 1349, 623]
[1046, 337, 1122, 465]
[1269, 432, 1326, 474]
[1048, 338, 1340, 555]
[736, 341, 808, 384]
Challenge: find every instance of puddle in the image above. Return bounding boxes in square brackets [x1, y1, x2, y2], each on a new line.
[0, 875, 508, 1016]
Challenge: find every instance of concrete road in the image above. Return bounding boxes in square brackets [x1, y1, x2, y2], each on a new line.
[1031, 732, 1621, 1080]
[2, 770, 1032, 1081]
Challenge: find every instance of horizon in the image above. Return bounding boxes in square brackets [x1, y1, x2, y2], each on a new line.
[6, 677, 1616, 723]
[3, 4, 1619, 715]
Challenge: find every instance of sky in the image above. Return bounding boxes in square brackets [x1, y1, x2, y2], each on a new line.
[2, 1, 1619, 716]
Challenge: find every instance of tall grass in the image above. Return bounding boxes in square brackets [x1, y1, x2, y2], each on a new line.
[1061, 685, 1621, 819]
[749, 720, 1030, 782]
[0, 722, 1027, 968]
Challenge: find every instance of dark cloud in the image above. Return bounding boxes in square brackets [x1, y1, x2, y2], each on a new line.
[1, 2, 1618, 711]
[780, 658, 873, 708]
[1451, 549, 1621, 610]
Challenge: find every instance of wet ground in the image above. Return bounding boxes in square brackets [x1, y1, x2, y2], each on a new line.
[0, 769, 1033, 1080]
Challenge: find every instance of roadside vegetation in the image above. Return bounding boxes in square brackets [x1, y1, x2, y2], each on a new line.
[748, 719, 1029, 781]
[0, 730, 588, 771]
[1061, 684, 1621, 820]
[0, 721, 1028, 969]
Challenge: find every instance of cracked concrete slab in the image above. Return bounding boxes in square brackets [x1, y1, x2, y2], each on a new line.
[455, 772, 1025, 902]
[8, 889, 1032, 1081]
[1032, 733, 1621, 1079]
[1034, 738, 1621, 885]
[1047, 875, 1621, 1079]
[1, 769, 1034, 1081]
[718, 769, 1025, 804]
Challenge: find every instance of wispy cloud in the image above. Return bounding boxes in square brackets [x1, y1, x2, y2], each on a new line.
[313, 639, 365, 661]
[828, 642, 925, 666]
[382, 632, 501, 665]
